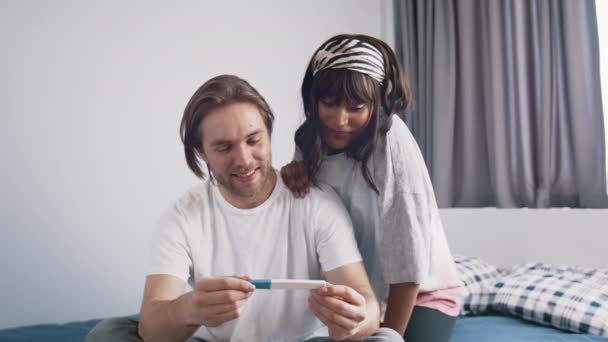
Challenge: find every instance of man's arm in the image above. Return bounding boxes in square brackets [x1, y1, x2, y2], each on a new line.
[139, 274, 255, 341]
[308, 262, 380, 340]
[139, 274, 198, 341]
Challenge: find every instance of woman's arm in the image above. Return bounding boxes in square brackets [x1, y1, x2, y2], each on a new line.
[382, 282, 419, 335]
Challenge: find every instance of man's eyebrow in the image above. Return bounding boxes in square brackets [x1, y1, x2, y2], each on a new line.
[209, 130, 264, 146]
[246, 130, 264, 138]
[209, 139, 231, 147]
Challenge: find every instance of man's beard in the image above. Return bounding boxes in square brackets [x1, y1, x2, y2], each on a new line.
[214, 163, 273, 199]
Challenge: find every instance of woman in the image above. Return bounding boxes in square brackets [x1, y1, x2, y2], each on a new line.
[282, 34, 463, 342]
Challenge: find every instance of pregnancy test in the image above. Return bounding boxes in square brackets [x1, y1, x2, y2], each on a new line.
[249, 279, 327, 290]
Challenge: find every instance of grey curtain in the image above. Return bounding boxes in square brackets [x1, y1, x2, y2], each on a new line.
[394, 0, 608, 208]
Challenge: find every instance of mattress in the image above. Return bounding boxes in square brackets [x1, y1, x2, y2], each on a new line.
[0, 315, 606, 341]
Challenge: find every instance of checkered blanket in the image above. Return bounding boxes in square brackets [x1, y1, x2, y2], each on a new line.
[455, 256, 608, 337]
[454, 254, 504, 315]
[492, 263, 608, 336]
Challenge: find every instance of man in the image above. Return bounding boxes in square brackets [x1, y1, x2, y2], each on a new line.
[86, 75, 401, 341]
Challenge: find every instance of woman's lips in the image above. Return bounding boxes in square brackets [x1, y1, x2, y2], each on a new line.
[326, 127, 352, 139]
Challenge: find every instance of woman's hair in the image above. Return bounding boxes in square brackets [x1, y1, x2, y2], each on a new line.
[296, 34, 412, 193]
[180, 74, 274, 179]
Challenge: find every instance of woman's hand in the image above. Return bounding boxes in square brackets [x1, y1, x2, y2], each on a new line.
[280, 160, 311, 198]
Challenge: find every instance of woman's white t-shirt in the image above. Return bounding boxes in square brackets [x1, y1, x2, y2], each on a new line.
[297, 115, 462, 307]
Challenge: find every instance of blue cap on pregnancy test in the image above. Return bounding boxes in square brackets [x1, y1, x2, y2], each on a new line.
[249, 279, 271, 289]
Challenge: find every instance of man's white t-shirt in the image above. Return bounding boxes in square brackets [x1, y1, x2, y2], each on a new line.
[148, 172, 362, 342]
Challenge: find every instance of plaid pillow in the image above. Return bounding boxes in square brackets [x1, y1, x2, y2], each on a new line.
[454, 254, 504, 315]
[492, 262, 608, 336]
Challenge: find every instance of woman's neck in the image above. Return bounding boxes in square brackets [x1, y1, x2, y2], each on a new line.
[327, 147, 346, 156]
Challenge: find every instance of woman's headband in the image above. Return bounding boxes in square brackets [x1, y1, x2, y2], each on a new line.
[311, 38, 385, 83]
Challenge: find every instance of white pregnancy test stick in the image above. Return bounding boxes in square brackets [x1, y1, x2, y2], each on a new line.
[249, 279, 327, 290]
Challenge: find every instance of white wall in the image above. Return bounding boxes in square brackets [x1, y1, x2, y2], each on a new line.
[0, 0, 385, 329]
[441, 208, 608, 270]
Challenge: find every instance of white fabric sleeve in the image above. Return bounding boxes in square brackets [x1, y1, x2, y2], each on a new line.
[312, 185, 363, 272]
[376, 116, 435, 284]
[147, 204, 193, 284]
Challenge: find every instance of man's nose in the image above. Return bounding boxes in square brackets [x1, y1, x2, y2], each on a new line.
[233, 144, 254, 166]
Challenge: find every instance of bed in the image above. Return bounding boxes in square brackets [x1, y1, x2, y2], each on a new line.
[1, 315, 607, 341]
[2, 209, 605, 341]
[444, 208, 608, 341]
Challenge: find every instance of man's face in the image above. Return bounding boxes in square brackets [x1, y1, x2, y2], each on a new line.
[199, 102, 275, 208]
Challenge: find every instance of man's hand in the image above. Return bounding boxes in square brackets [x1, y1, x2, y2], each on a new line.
[308, 284, 368, 340]
[187, 275, 255, 327]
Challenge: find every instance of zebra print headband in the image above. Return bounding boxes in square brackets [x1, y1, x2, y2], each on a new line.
[311, 38, 385, 83]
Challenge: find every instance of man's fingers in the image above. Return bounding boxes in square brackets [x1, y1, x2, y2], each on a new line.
[190, 277, 254, 327]
[203, 298, 248, 316]
[308, 294, 332, 326]
[316, 285, 365, 306]
[309, 293, 361, 332]
[196, 276, 255, 292]
[205, 308, 242, 327]
[309, 294, 356, 340]
[196, 289, 253, 306]
[314, 293, 365, 322]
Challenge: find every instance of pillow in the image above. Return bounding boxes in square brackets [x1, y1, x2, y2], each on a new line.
[454, 254, 504, 315]
[492, 262, 608, 336]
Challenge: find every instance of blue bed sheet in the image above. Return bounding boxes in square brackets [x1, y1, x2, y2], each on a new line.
[451, 316, 608, 342]
[0, 316, 606, 341]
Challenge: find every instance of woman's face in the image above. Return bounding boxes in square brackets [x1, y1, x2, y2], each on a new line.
[317, 96, 372, 150]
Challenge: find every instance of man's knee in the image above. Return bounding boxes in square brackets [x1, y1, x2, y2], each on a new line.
[85, 317, 142, 342]
[371, 327, 404, 341]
